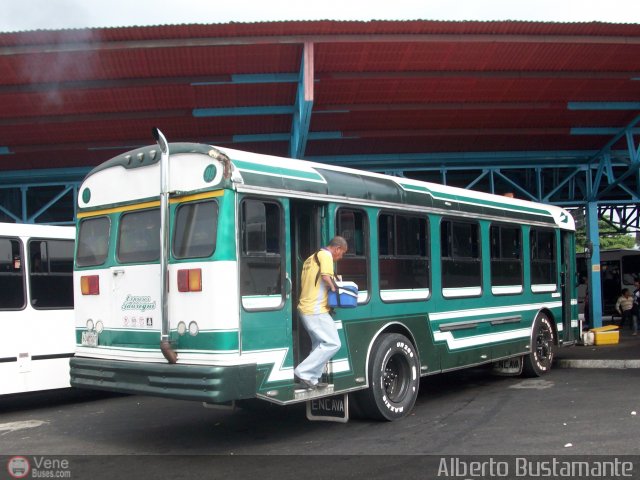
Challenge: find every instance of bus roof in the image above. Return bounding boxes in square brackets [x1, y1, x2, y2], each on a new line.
[0, 222, 75, 239]
[80, 142, 574, 231]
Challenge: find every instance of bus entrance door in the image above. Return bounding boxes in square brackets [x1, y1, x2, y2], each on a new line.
[561, 231, 575, 343]
[290, 201, 324, 370]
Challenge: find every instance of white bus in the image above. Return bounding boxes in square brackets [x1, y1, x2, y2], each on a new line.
[577, 249, 640, 316]
[0, 223, 75, 395]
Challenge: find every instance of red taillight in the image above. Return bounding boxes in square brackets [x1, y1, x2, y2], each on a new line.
[81, 275, 100, 295]
[177, 268, 202, 292]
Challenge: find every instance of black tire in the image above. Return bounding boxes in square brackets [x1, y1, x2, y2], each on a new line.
[523, 313, 555, 377]
[355, 333, 420, 421]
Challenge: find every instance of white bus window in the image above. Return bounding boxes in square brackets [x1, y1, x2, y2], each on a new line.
[530, 228, 557, 291]
[77, 217, 110, 267]
[490, 224, 523, 295]
[378, 213, 429, 301]
[118, 209, 160, 264]
[441, 219, 481, 298]
[28, 239, 74, 309]
[173, 200, 218, 259]
[0, 238, 25, 310]
[621, 255, 640, 285]
[336, 208, 369, 296]
[240, 199, 282, 310]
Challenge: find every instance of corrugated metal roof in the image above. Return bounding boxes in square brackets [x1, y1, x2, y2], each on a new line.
[0, 19, 639, 189]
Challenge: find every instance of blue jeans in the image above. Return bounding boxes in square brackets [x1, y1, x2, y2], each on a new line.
[294, 311, 341, 384]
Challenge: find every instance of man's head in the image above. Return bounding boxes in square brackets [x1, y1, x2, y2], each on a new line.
[327, 236, 348, 261]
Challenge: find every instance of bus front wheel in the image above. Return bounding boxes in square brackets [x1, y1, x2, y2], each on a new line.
[523, 314, 555, 377]
[355, 333, 420, 421]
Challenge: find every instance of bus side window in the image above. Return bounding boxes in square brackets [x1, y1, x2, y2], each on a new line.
[530, 228, 557, 291]
[240, 199, 283, 310]
[28, 239, 74, 309]
[378, 212, 429, 299]
[336, 208, 369, 295]
[0, 238, 25, 309]
[490, 224, 523, 295]
[441, 219, 481, 297]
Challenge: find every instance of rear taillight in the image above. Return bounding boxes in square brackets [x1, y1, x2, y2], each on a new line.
[81, 275, 100, 295]
[177, 268, 202, 292]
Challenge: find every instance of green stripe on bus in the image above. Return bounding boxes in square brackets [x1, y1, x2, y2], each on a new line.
[399, 183, 551, 216]
[233, 160, 325, 182]
[76, 329, 239, 351]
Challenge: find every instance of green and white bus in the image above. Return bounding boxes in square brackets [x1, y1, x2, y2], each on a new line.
[70, 130, 578, 421]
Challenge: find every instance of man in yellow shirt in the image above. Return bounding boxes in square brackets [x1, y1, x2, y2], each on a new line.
[294, 236, 348, 390]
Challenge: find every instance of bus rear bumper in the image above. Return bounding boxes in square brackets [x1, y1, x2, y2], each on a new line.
[70, 357, 257, 403]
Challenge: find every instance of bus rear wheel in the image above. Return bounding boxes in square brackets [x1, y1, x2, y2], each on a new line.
[523, 314, 555, 377]
[355, 333, 420, 421]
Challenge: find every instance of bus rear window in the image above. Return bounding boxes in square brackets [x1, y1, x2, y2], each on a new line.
[118, 209, 160, 264]
[77, 217, 110, 267]
[173, 200, 218, 259]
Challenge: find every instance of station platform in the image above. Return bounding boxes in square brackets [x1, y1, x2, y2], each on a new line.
[556, 324, 640, 369]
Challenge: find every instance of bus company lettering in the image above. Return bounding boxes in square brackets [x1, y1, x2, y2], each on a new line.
[121, 295, 157, 312]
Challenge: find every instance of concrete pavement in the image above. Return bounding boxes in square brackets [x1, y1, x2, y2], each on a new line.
[556, 326, 640, 369]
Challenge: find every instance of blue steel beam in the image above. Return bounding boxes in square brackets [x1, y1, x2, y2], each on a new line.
[27, 185, 74, 224]
[543, 168, 582, 202]
[191, 73, 298, 86]
[592, 118, 640, 200]
[586, 201, 603, 328]
[568, 102, 640, 110]
[493, 170, 538, 201]
[290, 42, 314, 159]
[464, 170, 490, 190]
[572, 127, 640, 135]
[0, 203, 20, 222]
[0, 167, 91, 186]
[193, 105, 294, 117]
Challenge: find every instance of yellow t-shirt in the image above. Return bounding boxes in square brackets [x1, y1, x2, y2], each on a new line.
[298, 249, 335, 314]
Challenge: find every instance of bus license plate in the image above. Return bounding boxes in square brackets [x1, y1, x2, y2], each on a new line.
[81, 331, 98, 347]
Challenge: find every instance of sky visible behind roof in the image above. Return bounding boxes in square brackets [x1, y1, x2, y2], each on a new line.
[1, 0, 639, 33]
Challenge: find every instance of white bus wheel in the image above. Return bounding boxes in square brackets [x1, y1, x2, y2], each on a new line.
[355, 333, 420, 421]
[523, 314, 555, 377]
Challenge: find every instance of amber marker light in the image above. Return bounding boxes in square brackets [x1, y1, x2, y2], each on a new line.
[81, 275, 100, 295]
[177, 268, 202, 292]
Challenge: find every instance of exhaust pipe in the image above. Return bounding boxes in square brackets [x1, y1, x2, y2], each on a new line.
[152, 127, 177, 364]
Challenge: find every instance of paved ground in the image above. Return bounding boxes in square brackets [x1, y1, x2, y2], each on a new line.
[1, 368, 639, 479]
[1, 324, 639, 479]
[556, 326, 640, 368]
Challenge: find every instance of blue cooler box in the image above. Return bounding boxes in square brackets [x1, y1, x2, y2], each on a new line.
[328, 281, 358, 308]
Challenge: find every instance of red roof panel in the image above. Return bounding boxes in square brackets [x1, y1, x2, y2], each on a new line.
[0, 19, 639, 177]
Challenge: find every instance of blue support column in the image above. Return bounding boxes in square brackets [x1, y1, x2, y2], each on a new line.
[586, 201, 603, 328]
[290, 42, 314, 159]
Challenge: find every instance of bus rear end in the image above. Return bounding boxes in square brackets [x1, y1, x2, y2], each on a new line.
[70, 143, 256, 403]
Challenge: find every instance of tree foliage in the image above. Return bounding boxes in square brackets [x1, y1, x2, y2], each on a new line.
[575, 219, 636, 253]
